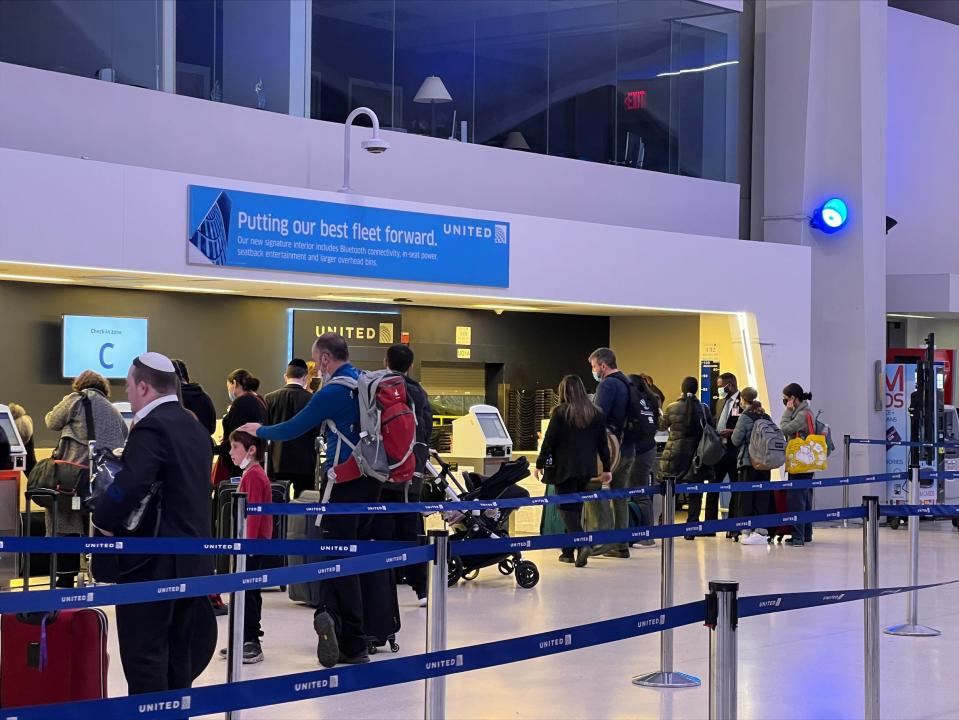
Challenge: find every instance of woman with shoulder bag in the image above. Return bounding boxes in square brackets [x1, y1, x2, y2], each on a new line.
[660, 376, 717, 539]
[43, 370, 127, 587]
[780, 382, 816, 547]
[534, 375, 612, 568]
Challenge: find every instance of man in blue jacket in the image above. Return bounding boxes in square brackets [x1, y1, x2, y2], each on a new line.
[240, 332, 379, 668]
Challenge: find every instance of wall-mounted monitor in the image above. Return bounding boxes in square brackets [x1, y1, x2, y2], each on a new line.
[62, 315, 149, 379]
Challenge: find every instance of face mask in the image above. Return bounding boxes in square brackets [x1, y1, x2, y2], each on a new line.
[321, 370, 332, 385]
[782, 398, 789, 406]
[239, 455, 253, 470]
[592, 370, 602, 383]
[228, 390, 236, 402]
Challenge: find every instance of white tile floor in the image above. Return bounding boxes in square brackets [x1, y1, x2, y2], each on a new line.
[101, 522, 959, 720]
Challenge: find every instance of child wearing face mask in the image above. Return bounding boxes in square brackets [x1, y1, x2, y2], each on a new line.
[219, 430, 273, 664]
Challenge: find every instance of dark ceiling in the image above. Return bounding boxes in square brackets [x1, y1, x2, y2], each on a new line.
[889, 0, 959, 26]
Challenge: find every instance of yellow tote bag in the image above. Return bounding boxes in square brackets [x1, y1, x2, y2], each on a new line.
[785, 414, 828, 474]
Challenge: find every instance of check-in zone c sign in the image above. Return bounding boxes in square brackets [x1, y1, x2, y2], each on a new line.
[62, 315, 149, 379]
[187, 185, 510, 287]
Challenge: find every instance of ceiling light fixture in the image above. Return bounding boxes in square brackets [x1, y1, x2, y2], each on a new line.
[0, 273, 72, 283]
[473, 304, 545, 313]
[142, 284, 235, 294]
[657, 60, 739, 78]
[315, 294, 393, 304]
[887, 313, 935, 320]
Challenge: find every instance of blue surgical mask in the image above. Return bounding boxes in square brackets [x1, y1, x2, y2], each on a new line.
[592, 370, 602, 383]
[228, 390, 236, 402]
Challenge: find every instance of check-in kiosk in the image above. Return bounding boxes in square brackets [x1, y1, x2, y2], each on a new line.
[0, 404, 25, 541]
[113, 401, 134, 430]
[451, 404, 513, 476]
[0, 404, 27, 472]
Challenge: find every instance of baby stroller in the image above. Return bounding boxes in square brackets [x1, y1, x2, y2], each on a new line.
[423, 452, 540, 589]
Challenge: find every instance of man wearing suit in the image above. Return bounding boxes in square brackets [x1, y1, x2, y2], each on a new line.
[714, 372, 742, 522]
[92, 352, 215, 696]
[263, 358, 318, 498]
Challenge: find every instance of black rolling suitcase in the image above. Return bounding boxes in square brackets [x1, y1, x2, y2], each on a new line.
[360, 568, 401, 654]
[287, 490, 323, 606]
[216, 480, 290, 575]
[15, 510, 50, 582]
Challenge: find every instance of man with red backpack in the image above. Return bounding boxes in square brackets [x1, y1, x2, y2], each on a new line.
[240, 332, 414, 668]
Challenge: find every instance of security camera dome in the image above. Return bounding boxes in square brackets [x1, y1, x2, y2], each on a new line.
[361, 137, 390, 154]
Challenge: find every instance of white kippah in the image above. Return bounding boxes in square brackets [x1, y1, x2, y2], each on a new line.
[136, 352, 175, 373]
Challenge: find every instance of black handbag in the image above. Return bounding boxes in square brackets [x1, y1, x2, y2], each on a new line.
[26, 394, 95, 509]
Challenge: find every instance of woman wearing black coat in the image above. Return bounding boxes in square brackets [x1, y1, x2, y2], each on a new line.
[535, 375, 612, 568]
[660, 376, 717, 538]
[172, 358, 217, 436]
[215, 369, 268, 482]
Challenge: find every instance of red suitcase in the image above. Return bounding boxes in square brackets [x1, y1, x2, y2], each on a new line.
[0, 608, 109, 708]
[1, 489, 109, 708]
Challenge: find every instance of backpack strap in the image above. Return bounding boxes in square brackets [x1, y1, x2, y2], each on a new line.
[804, 411, 815, 438]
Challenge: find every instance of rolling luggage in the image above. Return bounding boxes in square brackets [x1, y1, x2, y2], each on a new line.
[1, 490, 110, 708]
[770, 488, 790, 543]
[215, 480, 290, 575]
[287, 490, 323, 607]
[360, 568, 401, 654]
[15, 510, 49, 581]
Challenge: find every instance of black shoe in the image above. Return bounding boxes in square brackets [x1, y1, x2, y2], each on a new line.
[243, 641, 264, 664]
[684, 535, 696, 541]
[703, 532, 717, 537]
[558, 552, 574, 564]
[574, 546, 589, 568]
[337, 651, 371, 665]
[212, 602, 229, 617]
[314, 611, 340, 669]
[788, 538, 805, 547]
[603, 548, 630, 559]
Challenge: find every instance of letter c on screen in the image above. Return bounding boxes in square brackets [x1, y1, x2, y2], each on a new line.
[99, 342, 115, 369]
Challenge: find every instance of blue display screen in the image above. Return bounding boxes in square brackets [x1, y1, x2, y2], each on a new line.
[62, 315, 149, 379]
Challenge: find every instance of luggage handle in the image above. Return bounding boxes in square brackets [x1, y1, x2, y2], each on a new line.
[24, 489, 59, 590]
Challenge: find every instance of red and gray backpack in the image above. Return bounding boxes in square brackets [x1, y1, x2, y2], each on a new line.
[324, 370, 417, 484]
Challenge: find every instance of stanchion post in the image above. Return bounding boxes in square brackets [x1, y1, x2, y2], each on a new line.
[842, 435, 851, 528]
[707, 580, 739, 720]
[226, 492, 248, 720]
[862, 496, 879, 720]
[884, 466, 940, 637]
[424, 530, 449, 720]
[633, 476, 700, 689]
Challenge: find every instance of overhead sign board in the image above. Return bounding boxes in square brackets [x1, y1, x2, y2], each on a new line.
[187, 186, 510, 287]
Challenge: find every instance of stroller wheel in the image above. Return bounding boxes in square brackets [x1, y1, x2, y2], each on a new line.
[515, 561, 540, 589]
[448, 557, 463, 587]
[463, 568, 480, 581]
[497, 559, 514, 576]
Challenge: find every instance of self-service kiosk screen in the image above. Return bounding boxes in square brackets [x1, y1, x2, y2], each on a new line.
[63, 315, 148, 379]
[476, 413, 508, 439]
[0, 415, 19, 449]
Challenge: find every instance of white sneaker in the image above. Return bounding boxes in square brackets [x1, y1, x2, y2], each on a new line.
[741, 532, 768, 546]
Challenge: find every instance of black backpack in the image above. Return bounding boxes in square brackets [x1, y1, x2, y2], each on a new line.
[611, 375, 658, 446]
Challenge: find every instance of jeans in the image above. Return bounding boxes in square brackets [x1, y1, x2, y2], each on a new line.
[607, 452, 636, 551]
[786, 472, 814, 541]
[630, 447, 659, 528]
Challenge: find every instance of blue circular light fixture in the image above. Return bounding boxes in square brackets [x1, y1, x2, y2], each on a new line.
[810, 197, 848, 234]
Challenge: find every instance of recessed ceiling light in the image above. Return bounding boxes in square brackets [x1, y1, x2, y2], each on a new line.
[0, 273, 72, 283]
[142, 284, 235, 294]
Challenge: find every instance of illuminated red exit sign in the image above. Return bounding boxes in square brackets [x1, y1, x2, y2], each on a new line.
[624, 90, 646, 111]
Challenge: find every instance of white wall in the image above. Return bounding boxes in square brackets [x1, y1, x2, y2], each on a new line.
[886, 8, 959, 283]
[0, 147, 807, 420]
[0, 61, 740, 240]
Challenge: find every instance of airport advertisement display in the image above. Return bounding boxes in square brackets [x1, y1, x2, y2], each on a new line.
[884, 363, 936, 504]
[62, 315, 149, 379]
[187, 186, 510, 287]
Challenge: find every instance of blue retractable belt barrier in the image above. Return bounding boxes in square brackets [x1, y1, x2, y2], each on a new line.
[739, 578, 959, 618]
[0, 545, 435, 614]
[450, 507, 867, 556]
[246, 483, 663, 517]
[7, 574, 959, 720]
[0, 536, 415, 556]
[673, 471, 911, 496]
[880, 504, 959, 518]
[847, 437, 959, 449]
[0, 600, 708, 720]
